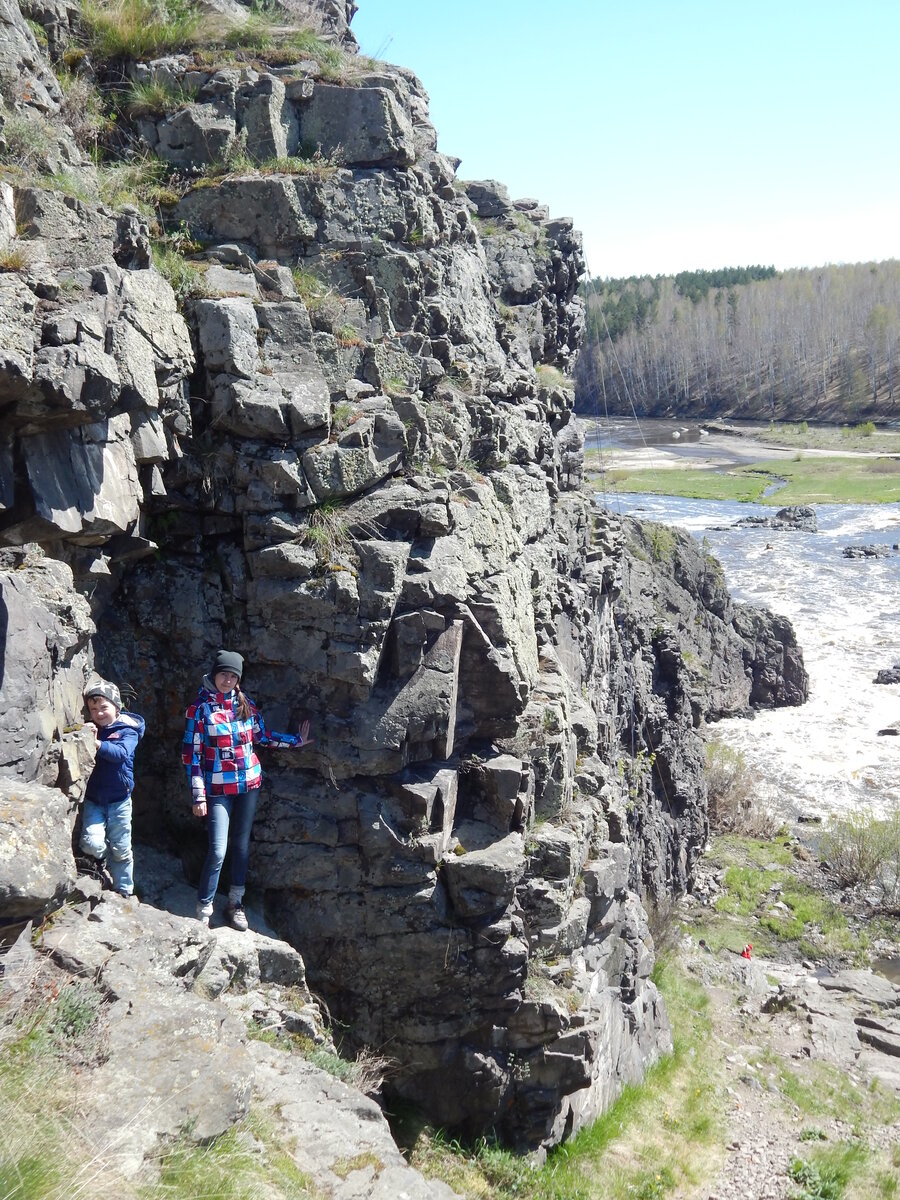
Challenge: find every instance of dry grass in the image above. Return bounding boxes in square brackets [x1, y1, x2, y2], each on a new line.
[78, 0, 200, 61]
[0, 244, 32, 272]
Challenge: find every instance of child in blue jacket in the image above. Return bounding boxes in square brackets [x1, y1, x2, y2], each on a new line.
[79, 678, 145, 898]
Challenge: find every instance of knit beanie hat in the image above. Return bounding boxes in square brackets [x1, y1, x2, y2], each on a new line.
[212, 650, 244, 681]
[83, 679, 122, 712]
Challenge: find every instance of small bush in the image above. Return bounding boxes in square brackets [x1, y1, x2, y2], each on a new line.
[0, 111, 52, 168]
[220, 17, 347, 77]
[302, 501, 350, 558]
[58, 70, 110, 150]
[820, 803, 900, 906]
[788, 1140, 868, 1199]
[647, 522, 676, 563]
[97, 155, 179, 213]
[292, 265, 328, 307]
[705, 739, 779, 837]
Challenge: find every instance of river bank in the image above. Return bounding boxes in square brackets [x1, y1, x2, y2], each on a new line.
[584, 418, 900, 476]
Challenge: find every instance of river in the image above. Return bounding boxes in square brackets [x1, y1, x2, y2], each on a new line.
[591, 420, 900, 821]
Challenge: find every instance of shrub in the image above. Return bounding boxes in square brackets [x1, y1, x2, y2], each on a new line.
[0, 111, 52, 168]
[820, 803, 900, 906]
[97, 155, 180, 213]
[302, 501, 350, 558]
[647, 522, 676, 563]
[151, 240, 208, 302]
[705, 739, 780, 837]
[58, 70, 110, 151]
[292, 265, 328, 307]
[219, 16, 347, 77]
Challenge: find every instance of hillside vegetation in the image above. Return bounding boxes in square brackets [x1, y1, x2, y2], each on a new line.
[576, 261, 900, 422]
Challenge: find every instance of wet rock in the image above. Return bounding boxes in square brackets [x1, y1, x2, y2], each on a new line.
[734, 504, 818, 532]
[843, 543, 892, 559]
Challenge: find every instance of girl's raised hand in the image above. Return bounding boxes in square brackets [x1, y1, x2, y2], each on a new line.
[297, 719, 314, 748]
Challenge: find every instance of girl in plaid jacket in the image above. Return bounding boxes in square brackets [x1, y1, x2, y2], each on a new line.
[183, 649, 312, 929]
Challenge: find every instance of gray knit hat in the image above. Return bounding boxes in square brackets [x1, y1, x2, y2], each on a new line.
[83, 678, 122, 711]
[212, 650, 244, 681]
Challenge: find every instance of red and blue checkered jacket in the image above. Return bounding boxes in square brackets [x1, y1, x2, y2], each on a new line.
[182, 683, 298, 801]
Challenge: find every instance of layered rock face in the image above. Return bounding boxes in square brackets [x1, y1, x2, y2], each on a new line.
[0, 0, 806, 1150]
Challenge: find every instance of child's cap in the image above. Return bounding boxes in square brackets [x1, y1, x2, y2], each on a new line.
[84, 678, 121, 711]
[212, 649, 244, 681]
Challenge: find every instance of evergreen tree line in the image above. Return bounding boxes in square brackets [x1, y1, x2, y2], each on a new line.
[575, 261, 900, 420]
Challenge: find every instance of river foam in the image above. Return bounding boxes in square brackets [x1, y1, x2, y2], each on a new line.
[600, 493, 900, 820]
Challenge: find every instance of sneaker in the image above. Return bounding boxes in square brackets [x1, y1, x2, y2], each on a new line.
[195, 902, 213, 926]
[76, 855, 114, 889]
[224, 902, 249, 932]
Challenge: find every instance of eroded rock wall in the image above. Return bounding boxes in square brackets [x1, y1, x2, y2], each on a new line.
[0, 0, 806, 1150]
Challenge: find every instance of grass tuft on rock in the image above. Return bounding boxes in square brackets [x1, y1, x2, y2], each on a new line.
[79, 0, 201, 61]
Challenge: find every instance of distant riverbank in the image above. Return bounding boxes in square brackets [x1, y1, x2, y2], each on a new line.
[584, 418, 900, 504]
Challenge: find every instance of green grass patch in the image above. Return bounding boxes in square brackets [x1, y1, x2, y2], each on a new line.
[97, 156, 181, 214]
[120, 78, 198, 119]
[596, 456, 900, 504]
[536, 363, 570, 391]
[774, 1060, 900, 1127]
[683, 833, 874, 961]
[789, 1140, 868, 1199]
[708, 839, 864, 959]
[151, 240, 209, 302]
[140, 1109, 318, 1199]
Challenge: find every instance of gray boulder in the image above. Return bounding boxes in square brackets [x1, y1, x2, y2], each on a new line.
[302, 83, 416, 166]
[0, 777, 75, 920]
[0, 551, 94, 783]
[156, 102, 236, 167]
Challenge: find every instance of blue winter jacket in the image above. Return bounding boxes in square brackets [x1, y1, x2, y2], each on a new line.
[84, 711, 145, 804]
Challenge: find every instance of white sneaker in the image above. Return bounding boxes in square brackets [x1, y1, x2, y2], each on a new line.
[196, 902, 213, 926]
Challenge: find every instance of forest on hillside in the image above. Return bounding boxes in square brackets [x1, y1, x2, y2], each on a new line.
[574, 261, 900, 422]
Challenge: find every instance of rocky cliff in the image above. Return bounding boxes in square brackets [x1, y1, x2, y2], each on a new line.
[0, 0, 807, 1163]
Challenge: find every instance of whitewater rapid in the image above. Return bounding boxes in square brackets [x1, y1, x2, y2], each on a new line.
[601, 494, 900, 820]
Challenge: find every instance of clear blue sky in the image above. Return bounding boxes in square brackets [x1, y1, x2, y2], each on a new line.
[351, 1, 900, 279]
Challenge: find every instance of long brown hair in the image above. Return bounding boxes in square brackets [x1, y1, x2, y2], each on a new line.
[235, 687, 252, 721]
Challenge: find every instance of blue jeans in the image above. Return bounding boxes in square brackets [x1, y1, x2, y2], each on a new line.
[197, 791, 258, 906]
[80, 796, 133, 895]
